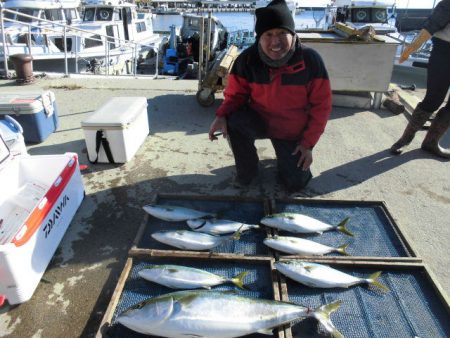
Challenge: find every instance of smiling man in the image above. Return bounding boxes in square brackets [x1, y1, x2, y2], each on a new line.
[208, 0, 332, 192]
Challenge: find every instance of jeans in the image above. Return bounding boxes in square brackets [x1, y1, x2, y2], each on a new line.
[419, 37, 450, 112]
[227, 106, 312, 190]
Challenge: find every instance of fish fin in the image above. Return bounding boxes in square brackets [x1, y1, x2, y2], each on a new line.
[367, 271, 389, 292]
[189, 218, 207, 230]
[311, 300, 343, 338]
[231, 271, 250, 290]
[303, 265, 318, 273]
[336, 217, 353, 237]
[230, 225, 244, 240]
[256, 328, 274, 335]
[337, 243, 351, 256]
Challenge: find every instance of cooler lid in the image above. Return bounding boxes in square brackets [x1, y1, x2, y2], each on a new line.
[81, 97, 148, 128]
[0, 91, 55, 115]
[0, 134, 11, 166]
[0, 116, 23, 142]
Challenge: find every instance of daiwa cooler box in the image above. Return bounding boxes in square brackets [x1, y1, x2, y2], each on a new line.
[81, 97, 149, 164]
[0, 136, 84, 305]
[0, 91, 59, 143]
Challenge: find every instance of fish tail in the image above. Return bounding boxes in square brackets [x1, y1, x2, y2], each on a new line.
[367, 271, 389, 292]
[231, 271, 250, 290]
[337, 243, 351, 256]
[311, 300, 344, 338]
[336, 217, 353, 237]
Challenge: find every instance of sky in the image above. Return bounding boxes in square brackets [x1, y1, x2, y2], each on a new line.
[298, 0, 441, 9]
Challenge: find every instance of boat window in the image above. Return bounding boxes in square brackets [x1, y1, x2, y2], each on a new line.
[4, 9, 16, 20]
[44, 9, 64, 21]
[136, 22, 146, 33]
[84, 34, 103, 48]
[97, 8, 113, 21]
[371, 9, 387, 23]
[351, 8, 370, 23]
[17, 9, 40, 23]
[84, 8, 95, 21]
[64, 9, 78, 21]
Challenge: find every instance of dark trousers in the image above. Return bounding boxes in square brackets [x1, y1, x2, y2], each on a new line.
[227, 106, 312, 190]
[420, 37, 450, 112]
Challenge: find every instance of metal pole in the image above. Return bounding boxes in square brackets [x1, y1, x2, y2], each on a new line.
[75, 35, 78, 73]
[63, 27, 68, 75]
[198, 17, 204, 90]
[205, 12, 212, 73]
[0, 5, 10, 76]
[27, 24, 32, 54]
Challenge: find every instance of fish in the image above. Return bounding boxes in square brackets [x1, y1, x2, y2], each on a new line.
[186, 218, 259, 235]
[260, 213, 353, 236]
[117, 290, 343, 338]
[151, 228, 241, 251]
[143, 204, 215, 222]
[138, 264, 249, 290]
[263, 236, 350, 256]
[275, 261, 388, 291]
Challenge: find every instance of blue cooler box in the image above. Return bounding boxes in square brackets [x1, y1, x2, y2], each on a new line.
[0, 91, 59, 143]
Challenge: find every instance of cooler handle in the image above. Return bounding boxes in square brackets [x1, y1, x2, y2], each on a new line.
[4, 115, 24, 133]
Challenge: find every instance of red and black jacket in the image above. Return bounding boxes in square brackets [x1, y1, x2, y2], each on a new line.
[216, 40, 332, 149]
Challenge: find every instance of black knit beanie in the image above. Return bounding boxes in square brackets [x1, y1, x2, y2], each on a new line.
[255, 0, 295, 38]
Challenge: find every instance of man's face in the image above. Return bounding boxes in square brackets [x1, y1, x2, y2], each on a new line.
[259, 28, 294, 60]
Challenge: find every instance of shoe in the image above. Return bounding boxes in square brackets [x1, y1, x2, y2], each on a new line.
[390, 105, 434, 154]
[421, 107, 450, 159]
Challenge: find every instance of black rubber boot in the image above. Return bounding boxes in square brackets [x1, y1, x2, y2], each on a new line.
[390, 105, 434, 154]
[421, 107, 450, 159]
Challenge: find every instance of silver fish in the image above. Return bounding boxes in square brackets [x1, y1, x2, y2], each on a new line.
[261, 213, 353, 236]
[151, 229, 241, 250]
[275, 261, 388, 291]
[264, 236, 350, 256]
[143, 204, 215, 222]
[117, 290, 343, 338]
[186, 218, 259, 235]
[138, 264, 249, 289]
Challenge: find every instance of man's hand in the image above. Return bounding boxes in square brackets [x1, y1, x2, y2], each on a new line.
[292, 144, 313, 171]
[208, 116, 228, 141]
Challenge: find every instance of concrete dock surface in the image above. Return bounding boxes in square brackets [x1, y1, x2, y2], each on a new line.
[0, 72, 448, 338]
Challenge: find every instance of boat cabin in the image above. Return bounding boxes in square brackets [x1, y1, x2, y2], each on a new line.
[2, 0, 81, 26]
[334, 0, 396, 34]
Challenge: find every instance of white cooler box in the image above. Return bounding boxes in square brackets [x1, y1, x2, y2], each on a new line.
[81, 97, 149, 164]
[0, 91, 59, 143]
[0, 135, 84, 305]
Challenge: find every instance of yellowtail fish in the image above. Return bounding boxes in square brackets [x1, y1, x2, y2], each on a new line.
[261, 213, 353, 236]
[275, 261, 388, 291]
[143, 204, 215, 221]
[186, 218, 259, 235]
[151, 228, 241, 251]
[139, 265, 249, 289]
[117, 290, 344, 338]
[264, 236, 350, 256]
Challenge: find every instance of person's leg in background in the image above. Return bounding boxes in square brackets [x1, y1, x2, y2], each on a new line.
[391, 38, 450, 155]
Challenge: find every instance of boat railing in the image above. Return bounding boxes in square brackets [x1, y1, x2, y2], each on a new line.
[0, 7, 160, 77]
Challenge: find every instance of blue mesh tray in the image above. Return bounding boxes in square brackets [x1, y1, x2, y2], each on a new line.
[133, 195, 271, 256]
[271, 199, 414, 258]
[98, 256, 282, 338]
[278, 262, 450, 338]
